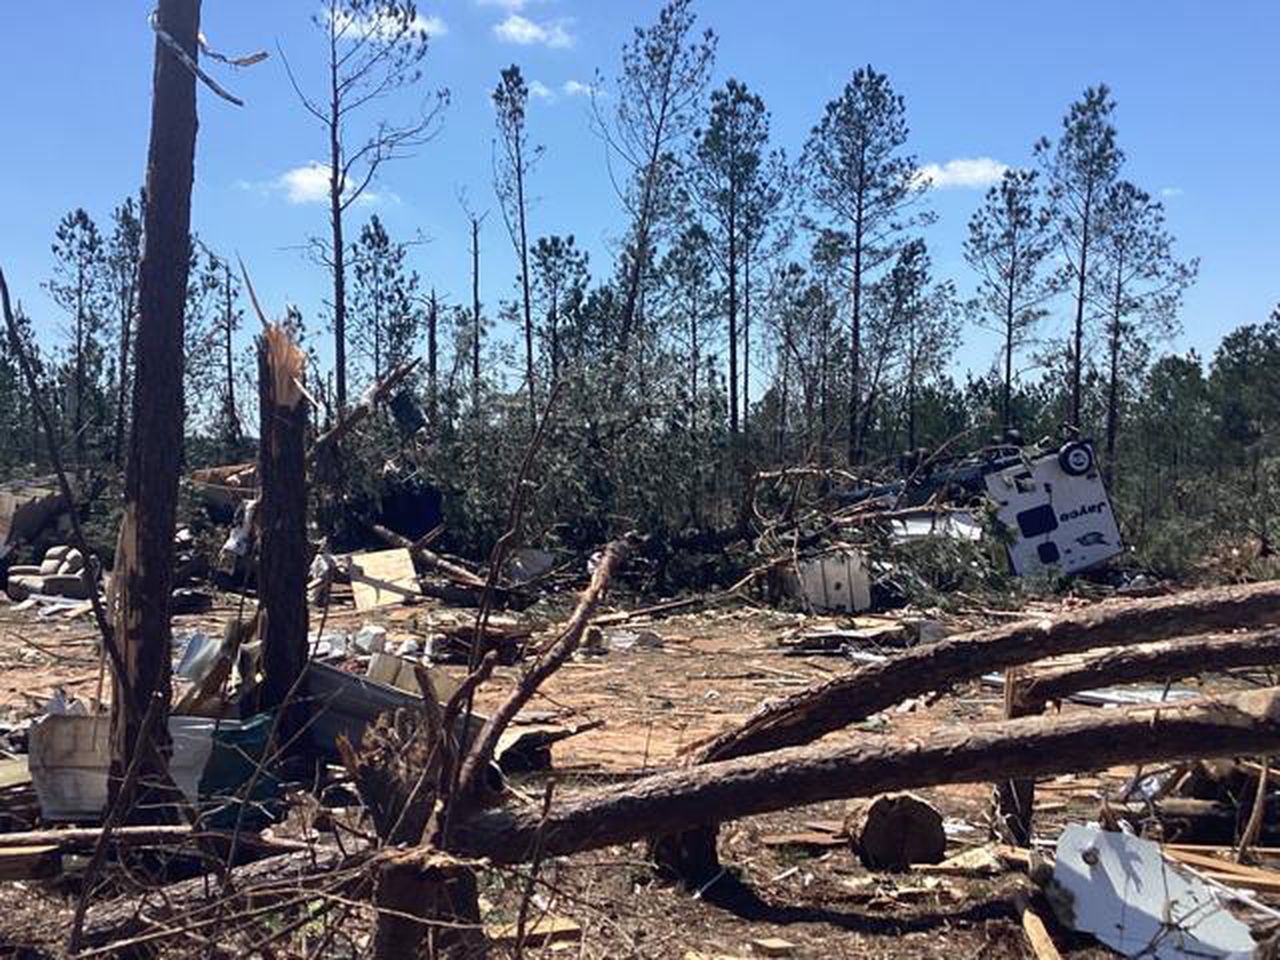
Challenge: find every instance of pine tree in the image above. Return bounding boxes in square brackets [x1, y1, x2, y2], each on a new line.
[1036, 85, 1123, 429]
[802, 66, 929, 464]
[964, 168, 1053, 430]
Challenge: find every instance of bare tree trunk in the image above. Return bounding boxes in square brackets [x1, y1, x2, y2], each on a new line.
[743, 237, 751, 429]
[1069, 193, 1092, 429]
[515, 145, 536, 433]
[109, 0, 199, 809]
[328, 26, 347, 412]
[848, 202, 864, 465]
[221, 260, 239, 451]
[427, 289, 438, 423]
[1103, 254, 1124, 486]
[728, 201, 738, 435]
[255, 326, 309, 740]
[455, 687, 1280, 864]
[471, 217, 481, 414]
[112, 275, 135, 468]
[1002, 246, 1017, 432]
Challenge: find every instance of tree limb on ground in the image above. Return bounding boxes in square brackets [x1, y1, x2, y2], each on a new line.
[451, 687, 1280, 862]
[1015, 628, 1280, 712]
[83, 686, 1280, 947]
[694, 580, 1280, 764]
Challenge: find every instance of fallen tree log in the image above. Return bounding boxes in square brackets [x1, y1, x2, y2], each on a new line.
[83, 688, 1280, 948]
[659, 583, 1280, 881]
[694, 581, 1280, 764]
[0, 825, 309, 855]
[1014, 628, 1280, 712]
[450, 687, 1280, 863]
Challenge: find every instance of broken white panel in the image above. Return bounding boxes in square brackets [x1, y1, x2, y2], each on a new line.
[796, 551, 871, 613]
[1053, 823, 1256, 958]
[29, 715, 217, 821]
[505, 548, 556, 585]
[889, 510, 983, 542]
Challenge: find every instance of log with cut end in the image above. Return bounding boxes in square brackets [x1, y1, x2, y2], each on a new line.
[451, 687, 1280, 863]
[846, 793, 945, 871]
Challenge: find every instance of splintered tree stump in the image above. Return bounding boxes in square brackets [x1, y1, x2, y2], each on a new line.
[846, 793, 946, 871]
[256, 324, 309, 742]
[371, 855, 487, 960]
[991, 666, 1038, 846]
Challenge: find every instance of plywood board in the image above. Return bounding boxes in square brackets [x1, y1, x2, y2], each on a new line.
[350, 549, 418, 611]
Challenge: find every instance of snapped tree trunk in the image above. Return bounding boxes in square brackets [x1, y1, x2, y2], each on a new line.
[256, 325, 309, 740]
[109, 0, 199, 810]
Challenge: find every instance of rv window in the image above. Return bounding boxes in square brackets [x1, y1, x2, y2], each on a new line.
[1016, 504, 1058, 538]
[1038, 541, 1061, 564]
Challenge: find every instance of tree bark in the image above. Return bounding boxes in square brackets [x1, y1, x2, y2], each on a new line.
[452, 687, 1280, 863]
[1015, 629, 1280, 713]
[471, 217, 482, 413]
[255, 326, 309, 738]
[109, 0, 199, 809]
[846, 793, 945, 871]
[427, 288, 438, 428]
[657, 580, 1280, 881]
[696, 580, 1280, 765]
[728, 195, 738, 435]
[1069, 191, 1092, 429]
[328, 22, 347, 412]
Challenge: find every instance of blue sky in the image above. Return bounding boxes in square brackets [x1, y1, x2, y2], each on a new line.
[3, 1, 1278, 391]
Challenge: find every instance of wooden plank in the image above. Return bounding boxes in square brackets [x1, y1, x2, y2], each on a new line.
[487, 915, 581, 948]
[1161, 847, 1280, 892]
[1015, 894, 1063, 960]
[350, 549, 418, 611]
[0, 845, 60, 881]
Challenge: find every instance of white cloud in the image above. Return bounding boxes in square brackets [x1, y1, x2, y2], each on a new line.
[914, 157, 1008, 190]
[493, 13, 574, 48]
[279, 162, 331, 204]
[244, 162, 394, 206]
[562, 79, 601, 98]
[1161, 186, 1185, 198]
[331, 8, 447, 41]
[528, 79, 554, 101]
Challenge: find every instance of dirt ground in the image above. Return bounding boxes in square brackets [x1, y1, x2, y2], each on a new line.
[0, 591, 1232, 957]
